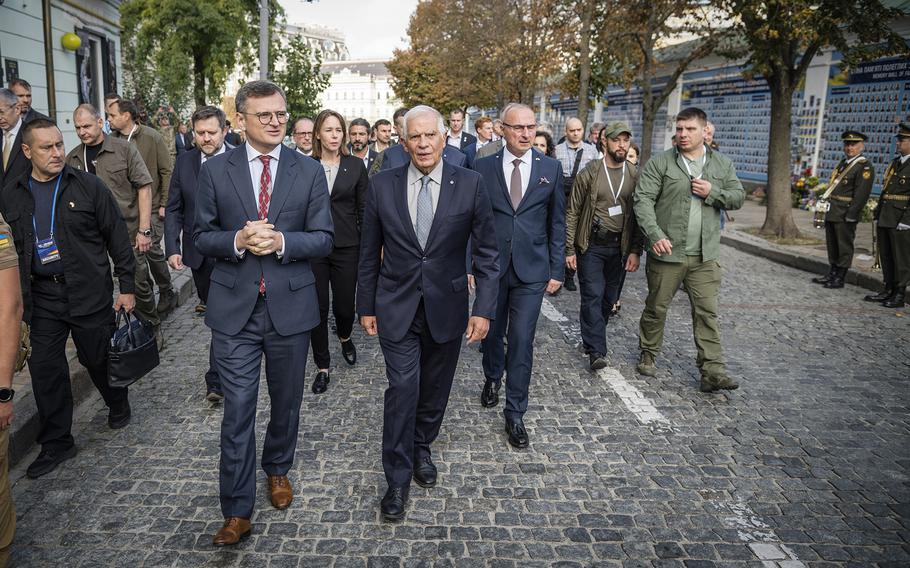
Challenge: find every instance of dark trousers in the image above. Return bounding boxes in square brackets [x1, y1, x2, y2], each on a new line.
[825, 221, 858, 268]
[481, 262, 546, 421]
[213, 297, 309, 519]
[27, 278, 127, 452]
[878, 225, 910, 288]
[578, 243, 624, 356]
[310, 246, 358, 369]
[147, 217, 173, 292]
[192, 259, 220, 392]
[192, 258, 215, 305]
[378, 301, 462, 488]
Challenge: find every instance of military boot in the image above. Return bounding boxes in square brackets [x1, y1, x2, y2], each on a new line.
[812, 265, 835, 284]
[824, 267, 846, 289]
[636, 351, 657, 377]
[863, 287, 893, 302]
[700, 372, 739, 393]
[882, 287, 906, 308]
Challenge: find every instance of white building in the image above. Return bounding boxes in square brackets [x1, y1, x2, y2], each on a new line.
[0, 0, 124, 149]
[224, 22, 349, 99]
[319, 60, 401, 124]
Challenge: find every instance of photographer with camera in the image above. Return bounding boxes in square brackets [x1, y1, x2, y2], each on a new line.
[565, 122, 643, 371]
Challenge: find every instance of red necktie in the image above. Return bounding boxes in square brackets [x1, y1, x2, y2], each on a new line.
[257, 155, 271, 294]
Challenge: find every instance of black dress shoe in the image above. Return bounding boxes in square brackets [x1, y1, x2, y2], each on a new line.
[380, 486, 409, 521]
[823, 267, 846, 289]
[26, 446, 77, 479]
[480, 379, 500, 408]
[341, 339, 357, 366]
[863, 288, 893, 302]
[882, 288, 906, 308]
[812, 266, 835, 284]
[108, 401, 131, 429]
[505, 419, 529, 448]
[413, 456, 437, 488]
[312, 371, 330, 394]
[206, 388, 224, 403]
[589, 353, 607, 371]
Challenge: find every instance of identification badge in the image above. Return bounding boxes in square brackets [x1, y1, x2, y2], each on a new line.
[36, 236, 61, 264]
[608, 205, 623, 217]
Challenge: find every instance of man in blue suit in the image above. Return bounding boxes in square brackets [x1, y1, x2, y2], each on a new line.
[165, 105, 232, 402]
[472, 103, 565, 449]
[357, 105, 499, 522]
[193, 81, 334, 545]
[377, 118, 467, 172]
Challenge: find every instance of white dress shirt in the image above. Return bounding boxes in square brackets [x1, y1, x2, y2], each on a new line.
[502, 146, 532, 198]
[235, 143, 284, 256]
[901, 153, 910, 165]
[447, 131, 462, 148]
[200, 143, 227, 164]
[2, 118, 22, 169]
[406, 160, 444, 231]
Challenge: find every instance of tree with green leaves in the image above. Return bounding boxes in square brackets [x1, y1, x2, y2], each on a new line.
[120, 0, 283, 111]
[271, 35, 331, 121]
[723, 0, 908, 238]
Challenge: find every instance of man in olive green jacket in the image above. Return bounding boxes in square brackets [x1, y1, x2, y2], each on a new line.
[632, 107, 744, 393]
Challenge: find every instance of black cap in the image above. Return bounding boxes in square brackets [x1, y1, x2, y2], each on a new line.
[896, 121, 910, 139]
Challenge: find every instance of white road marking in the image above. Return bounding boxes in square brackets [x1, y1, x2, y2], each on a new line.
[721, 501, 807, 567]
[540, 298, 668, 425]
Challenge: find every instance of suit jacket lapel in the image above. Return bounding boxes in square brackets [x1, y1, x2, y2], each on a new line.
[5, 131, 23, 172]
[228, 144, 259, 220]
[267, 145, 297, 219]
[492, 149, 512, 205]
[191, 148, 201, 177]
[425, 163, 456, 250]
[393, 167, 420, 249]
[517, 150, 543, 212]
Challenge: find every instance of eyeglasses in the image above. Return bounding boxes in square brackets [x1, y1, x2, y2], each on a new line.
[241, 111, 291, 125]
[293, 131, 313, 137]
[502, 122, 537, 134]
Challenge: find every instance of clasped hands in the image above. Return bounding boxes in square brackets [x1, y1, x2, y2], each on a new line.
[236, 219, 283, 256]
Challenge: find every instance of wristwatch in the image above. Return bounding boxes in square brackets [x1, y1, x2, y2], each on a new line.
[0, 388, 14, 403]
[139, 228, 153, 237]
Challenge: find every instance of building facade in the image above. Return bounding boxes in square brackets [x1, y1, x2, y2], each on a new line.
[319, 60, 401, 125]
[0, 0, 123, 149]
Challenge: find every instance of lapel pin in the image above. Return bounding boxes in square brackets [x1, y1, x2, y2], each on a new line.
[343, 168, 347, 172]
[69, 201, 75, 208]
[535, 157, 541, 161]
[450, 180, 454, 185]
[539, 177, 550, 184]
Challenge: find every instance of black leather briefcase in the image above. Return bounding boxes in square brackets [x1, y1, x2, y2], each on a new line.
[108, 309, 160, 388]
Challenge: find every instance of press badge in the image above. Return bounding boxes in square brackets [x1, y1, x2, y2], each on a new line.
[608, 205, 623, 217]
[36, 236, 61, 264]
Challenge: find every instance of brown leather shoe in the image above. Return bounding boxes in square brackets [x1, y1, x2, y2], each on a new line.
[212, 517, 251, 546]
[267, 475, 293, 509]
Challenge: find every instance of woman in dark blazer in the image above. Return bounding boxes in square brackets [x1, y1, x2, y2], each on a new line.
[309, 109, 368, 394]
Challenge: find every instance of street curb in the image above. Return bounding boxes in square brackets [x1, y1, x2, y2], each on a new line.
[8, 271, 196, 467]
[720, 230, 883, 292]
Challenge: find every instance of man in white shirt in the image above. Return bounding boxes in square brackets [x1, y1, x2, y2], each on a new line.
[446, 108, 476, 151]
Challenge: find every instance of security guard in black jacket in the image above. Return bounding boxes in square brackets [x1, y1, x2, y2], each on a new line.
[812, 130, 874, 289]
[865, 122, 910, 308]
[0, 119, 137, 479]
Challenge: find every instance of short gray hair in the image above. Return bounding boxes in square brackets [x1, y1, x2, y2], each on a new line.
[74, 103, 102, 120]
[402, 105, 445, 140]
[0, 89, 18, 109]
[235, 80, 286, 113]
[500, 102, 534, 123]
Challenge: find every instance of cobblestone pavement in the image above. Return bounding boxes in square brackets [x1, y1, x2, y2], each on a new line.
[9, 245, 910, 567]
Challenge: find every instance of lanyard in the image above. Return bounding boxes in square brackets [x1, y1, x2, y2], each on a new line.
[602, 160, 626, 203]
[681, 147, 707, 179]
[126, 124, 138, 142]
[29, 175, 63, 240]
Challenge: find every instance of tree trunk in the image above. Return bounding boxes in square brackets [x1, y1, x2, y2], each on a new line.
[640, 99, 656, 166]
[576, 0, 595, 127]
[193, 53, 206, 107]
[760, 75, 801, 238]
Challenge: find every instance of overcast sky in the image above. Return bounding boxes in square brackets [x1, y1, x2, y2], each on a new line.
[281, 0, 418, 60]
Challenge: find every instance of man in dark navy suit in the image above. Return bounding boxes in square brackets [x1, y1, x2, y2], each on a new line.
[472, 102, 565, 449]
[446, 108, 477, 151]
[377, 136, 467, 171]
[193, 81, 334, 546]
[357, 105, 499, 522]
[165, 105, 233, 402]
[348, 117, 378, 173]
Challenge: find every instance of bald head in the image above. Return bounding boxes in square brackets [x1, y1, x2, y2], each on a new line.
[565, 117, 584, 145]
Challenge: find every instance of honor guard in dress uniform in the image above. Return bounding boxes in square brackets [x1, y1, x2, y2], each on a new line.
[864, 122, 910, 308]
[812, 130, 874, 289]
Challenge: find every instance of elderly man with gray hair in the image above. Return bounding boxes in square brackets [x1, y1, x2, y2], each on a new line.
[357, 105, 499, 522]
